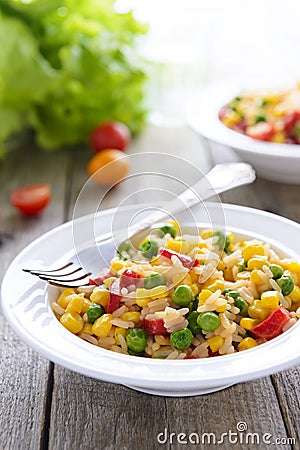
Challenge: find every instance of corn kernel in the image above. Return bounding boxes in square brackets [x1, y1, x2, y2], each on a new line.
[238, 337, 258, 351]
[151, 256, 162, 266]
[228, 232, 234, 249]
[57, 288, 75, 309]
[190, 271, 199, 283]
[223, 266, 234, 282]
[82, 298, 92, 314]
[217, 260, 226, 271]
[110, 258, 127, 275]
[242, 242, 264, 261]
[250, 270, 264, 285]
[287, 261, 300, 275]
[167, 220, 180, 234]
[103, 277, 117, 288]
[271, 132, 285, 143]
[198, 289, 213, 305]
[66, 294, 85, 313]
[90, 288, 110, 307]
[289, 285, 300, 303]
[172, 273, 191, 286]
[136, 286, 168, 299]
[115, 327, 126, 344]
[190, 283, 199, 296]
[60, 312, 84, 334]
[260, 291, 280, 309]
[82, 323, 93, 335]
[120, 312, 140, 323]
[207, 336, 224, 353]
[222, 111, 241, 127]
[92, 314, 113, 338]
[240, 317, 260, 330]
[247, 256, 269, 270]
[248, 300, 270, 320]
[216, 303, 227, 313]
[201, 229, 212, 239]
[136, 297, 151, 307]
[165, 239, 189, 253]
[204, 279, 225, 292]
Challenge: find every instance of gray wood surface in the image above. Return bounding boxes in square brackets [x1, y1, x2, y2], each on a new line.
[1, 127, 299, 450]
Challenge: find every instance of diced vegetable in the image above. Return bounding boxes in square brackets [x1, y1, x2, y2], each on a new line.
[107, 279, 122, 314]
[142, 318, 169, 335]
[197, 312, 221, 332]
[158, 248, 199, 268]
[170, 328, 193, 350]
[125, 328, 148, 353]
[87, 304, 105, 324]
[139, 240, 159, 259]
[120, 269, 143, 290]
[251, 307, 290, 340]
[144, 273, 166, 290]
[277, 275, 295, 296]
[172, 285, 194, 307]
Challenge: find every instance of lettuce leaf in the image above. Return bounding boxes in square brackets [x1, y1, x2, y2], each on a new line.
[0, 0, 148, 152]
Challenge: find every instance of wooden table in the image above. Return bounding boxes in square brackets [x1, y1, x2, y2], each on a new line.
[1, 126, 299, 450]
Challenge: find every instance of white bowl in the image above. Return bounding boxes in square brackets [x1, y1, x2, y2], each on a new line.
[186, 83, 300, 184]
[2, 203, 300, 397]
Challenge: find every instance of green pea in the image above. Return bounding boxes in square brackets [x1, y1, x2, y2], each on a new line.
[144, 273, 167, 290]
[128, 348, 142, 356]
[139, 240, 159, 259]
[254, 114, 266, 124]
[269, 264, 284, 280]
[188, 311, 202, 336]
[197, 312, 221, 332]
[211, 231, 230, 252]
[172, 285, 194, 307]
[234, 297, 248, 315]
[158, 224, 177, 238]
[117, 240, 131, 260]
[223, 289, 240, 300]
[170, 328, 193, 350]
[125, 328, 148, 353]
[277, 275, 295, 296]
[87, 304, 105, 324]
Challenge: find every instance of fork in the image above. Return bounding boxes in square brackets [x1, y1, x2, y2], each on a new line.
[23, 162, 255, 287]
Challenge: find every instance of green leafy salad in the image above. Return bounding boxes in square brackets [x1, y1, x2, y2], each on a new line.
[0, 0, 148, 154]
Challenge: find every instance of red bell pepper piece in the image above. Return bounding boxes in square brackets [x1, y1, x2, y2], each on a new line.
[283, 111, 300, 131]
[208, 348, 220, 357]
[251, 307, 290, 341]
[89, 268, 112, 286]
[120, 269, 143, 290]
[246, 122, 275, 141]
[107, 279, 122, 313]
[142, 317, 169, 335]
[185, 354, 199, 360]
[158, 248, 199, 269]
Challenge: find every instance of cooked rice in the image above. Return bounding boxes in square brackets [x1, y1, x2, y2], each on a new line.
[53, 225, 300, 360]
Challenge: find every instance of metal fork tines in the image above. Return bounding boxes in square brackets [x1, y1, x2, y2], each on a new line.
[23, 263, 91, 288]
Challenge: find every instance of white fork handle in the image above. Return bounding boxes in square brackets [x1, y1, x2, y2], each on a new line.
[126, 162, 255, 240]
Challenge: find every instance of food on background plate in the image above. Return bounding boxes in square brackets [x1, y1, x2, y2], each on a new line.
[219, 84, 300, 144]
[90, 122, 131, 153]
[87, 149, 130, 186]
[51, 222, 300, 359]
[11, 184, 51, 215]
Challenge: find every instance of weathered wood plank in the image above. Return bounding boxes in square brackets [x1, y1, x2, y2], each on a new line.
[48, 127, 292, 450]
[0, 143, 68, 450]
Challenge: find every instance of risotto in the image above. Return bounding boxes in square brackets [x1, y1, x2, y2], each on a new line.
[52, 221, 300, 359]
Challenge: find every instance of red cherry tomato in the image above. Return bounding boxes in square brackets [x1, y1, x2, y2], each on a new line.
[245, 122, 275, 141]
[10, 184, 51, 215]
[90, 121, 131, 153]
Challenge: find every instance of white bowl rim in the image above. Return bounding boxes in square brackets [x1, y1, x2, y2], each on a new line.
[2, 203, 300, 389]
[186, 82, 300, 158]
